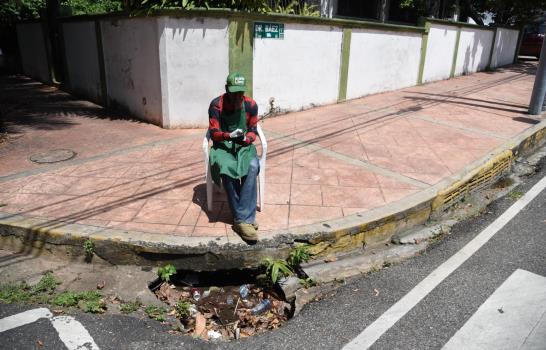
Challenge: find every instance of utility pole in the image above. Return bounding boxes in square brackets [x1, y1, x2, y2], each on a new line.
[528, 34, 546, 114]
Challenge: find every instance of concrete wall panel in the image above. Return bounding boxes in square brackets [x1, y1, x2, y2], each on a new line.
[16, 23, 50, 83]
[454, 28, 494, 76]
[347, 29, 421, 99]
[161, 17, 229, 128]
[101, 17, 162, 125]
[422, 24, 458, 83]
[62, 21, 102, 103]
[253, 23, 342, 114]
[491, 28, 519, 68]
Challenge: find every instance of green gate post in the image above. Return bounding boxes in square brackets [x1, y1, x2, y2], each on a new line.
[417, 20, 431, 85]
[338, 28, 352, 102]
[229, 19, 254, 98]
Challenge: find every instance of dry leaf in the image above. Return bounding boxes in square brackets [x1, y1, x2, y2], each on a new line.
[158, 282, 183, 305]
[96, 280, 105, 290]
[195, 313, 208, 340]
[373, 288, 380, 296]
[324, 255, 338, 263]
[37, 340, 43, 347]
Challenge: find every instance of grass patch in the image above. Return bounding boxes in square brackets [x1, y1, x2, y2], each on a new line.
[145, 305, 167, 322]
[508, 191, 524, 200]
[120, 299, 142, 314]
[0, 273, 106, 313]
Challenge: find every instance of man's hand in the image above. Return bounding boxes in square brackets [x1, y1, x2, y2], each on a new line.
[229, 129, 244, 139]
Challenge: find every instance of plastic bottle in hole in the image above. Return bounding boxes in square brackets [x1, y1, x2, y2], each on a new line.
[251, 299, 271, 315]
[239, 284, 250, 299]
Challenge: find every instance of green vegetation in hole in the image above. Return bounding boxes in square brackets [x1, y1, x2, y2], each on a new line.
[175, 300, 192, 319]
[157, 264, 177, 283]
[262, 258, 293, 284]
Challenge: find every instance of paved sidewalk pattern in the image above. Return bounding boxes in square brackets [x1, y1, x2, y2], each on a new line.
[0, 63, 542, 243]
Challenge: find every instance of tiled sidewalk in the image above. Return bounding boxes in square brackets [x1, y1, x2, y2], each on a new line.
[0, 63, 542, 243]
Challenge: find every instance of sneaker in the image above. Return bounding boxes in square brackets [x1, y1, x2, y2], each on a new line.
[232, 223, 258, 242]
[252, 221, 259, 230]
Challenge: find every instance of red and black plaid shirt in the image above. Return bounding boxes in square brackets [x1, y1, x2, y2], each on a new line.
[208, 94, 258, 145]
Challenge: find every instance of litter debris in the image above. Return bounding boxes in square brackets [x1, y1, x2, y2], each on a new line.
[251, 299, 272, 315]
[152, 280, 288, 341]
[373, 288, 380, 296]
[239, 284, 250, 299]
[207, 330, 222, 340]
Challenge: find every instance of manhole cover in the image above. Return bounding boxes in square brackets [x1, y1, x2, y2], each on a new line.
[30, 149, 77, 164]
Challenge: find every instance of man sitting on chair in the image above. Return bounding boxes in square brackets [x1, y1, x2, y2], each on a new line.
[208, 72, 260, 243]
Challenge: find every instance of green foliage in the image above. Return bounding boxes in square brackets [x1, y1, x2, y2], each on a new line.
[52, 290, 104, 313]
[508, 190, 524, 200]
[157, 264, 177, 283]
[52, 291, 80, 307]
[299, 277, 316, 288]
[120, 299, 142, 314]
[0, 282, 33, 303]
[32, 272, 60, 294]
[83, 239, 94, 256]
[0, 0, 46, 25]
[261, 257, 293, 284]
[0, 273, 60, 304]
[287, 244, 311, 267]
[125, 0, 319, 16]
[174, 300, 192, 318]
[62, 0, 122, 16]
[81, 298, 106, 313]
[145, 305, 167, 321]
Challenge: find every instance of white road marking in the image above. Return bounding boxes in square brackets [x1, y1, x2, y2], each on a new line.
[442, 269, 546, 350]
[343, 174, 546, 350]
[0, 308, 100, 350]
[0, 307, 52, 332]
[51, 315, 100, 350]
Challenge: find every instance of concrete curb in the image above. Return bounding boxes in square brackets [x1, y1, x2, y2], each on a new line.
[1, 119, 545, 270]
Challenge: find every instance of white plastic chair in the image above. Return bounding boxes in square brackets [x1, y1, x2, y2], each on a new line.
[202, 124, 267, 212]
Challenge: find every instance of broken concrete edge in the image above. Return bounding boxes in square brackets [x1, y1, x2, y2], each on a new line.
[0, 119, 545, 270]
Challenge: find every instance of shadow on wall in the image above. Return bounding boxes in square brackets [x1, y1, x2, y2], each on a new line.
[461, 30, 490, 75]
[167, 17, 227, 40]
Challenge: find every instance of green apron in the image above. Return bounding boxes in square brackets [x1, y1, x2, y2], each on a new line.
[209, 100, 257, 186]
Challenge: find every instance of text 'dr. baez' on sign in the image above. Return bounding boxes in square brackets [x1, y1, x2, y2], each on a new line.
[254, 22, 284, 39]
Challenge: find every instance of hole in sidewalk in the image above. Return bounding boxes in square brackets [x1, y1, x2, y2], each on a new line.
[148, 268, 294, 341]
[493, 176, 514, 189]
[29, 149, 76, 163]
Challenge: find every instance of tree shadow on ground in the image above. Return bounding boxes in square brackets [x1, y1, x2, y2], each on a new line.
[0, 74, 146, 136]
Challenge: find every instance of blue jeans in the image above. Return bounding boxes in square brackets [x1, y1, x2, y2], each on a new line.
[221, 156, 260, 224]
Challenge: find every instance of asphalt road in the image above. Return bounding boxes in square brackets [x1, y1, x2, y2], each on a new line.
[1, 160, 545, 350]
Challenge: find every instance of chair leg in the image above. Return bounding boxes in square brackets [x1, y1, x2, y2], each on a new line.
[258, 172, 265, 212]
[206, 170, 213, 212]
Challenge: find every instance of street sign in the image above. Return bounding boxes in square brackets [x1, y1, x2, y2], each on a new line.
[254, 22, 284, 39]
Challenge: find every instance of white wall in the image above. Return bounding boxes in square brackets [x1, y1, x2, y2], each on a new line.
[454, 28, 494, 76]
[160, 17, 229, 128]
[100, 17, 163, 125]
[491, 28, 519, 68]
[16, 23, 50, 83]
[422, 24, 458, 83]
[62, 21, 102, 103]
[347, 29, 421, 99]
[253, 23, 342, 114]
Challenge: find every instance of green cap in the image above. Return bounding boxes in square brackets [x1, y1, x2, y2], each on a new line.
[226, 72, 246, 93]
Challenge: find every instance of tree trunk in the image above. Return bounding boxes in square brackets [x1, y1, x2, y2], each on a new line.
[377, 0, 390, 22]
